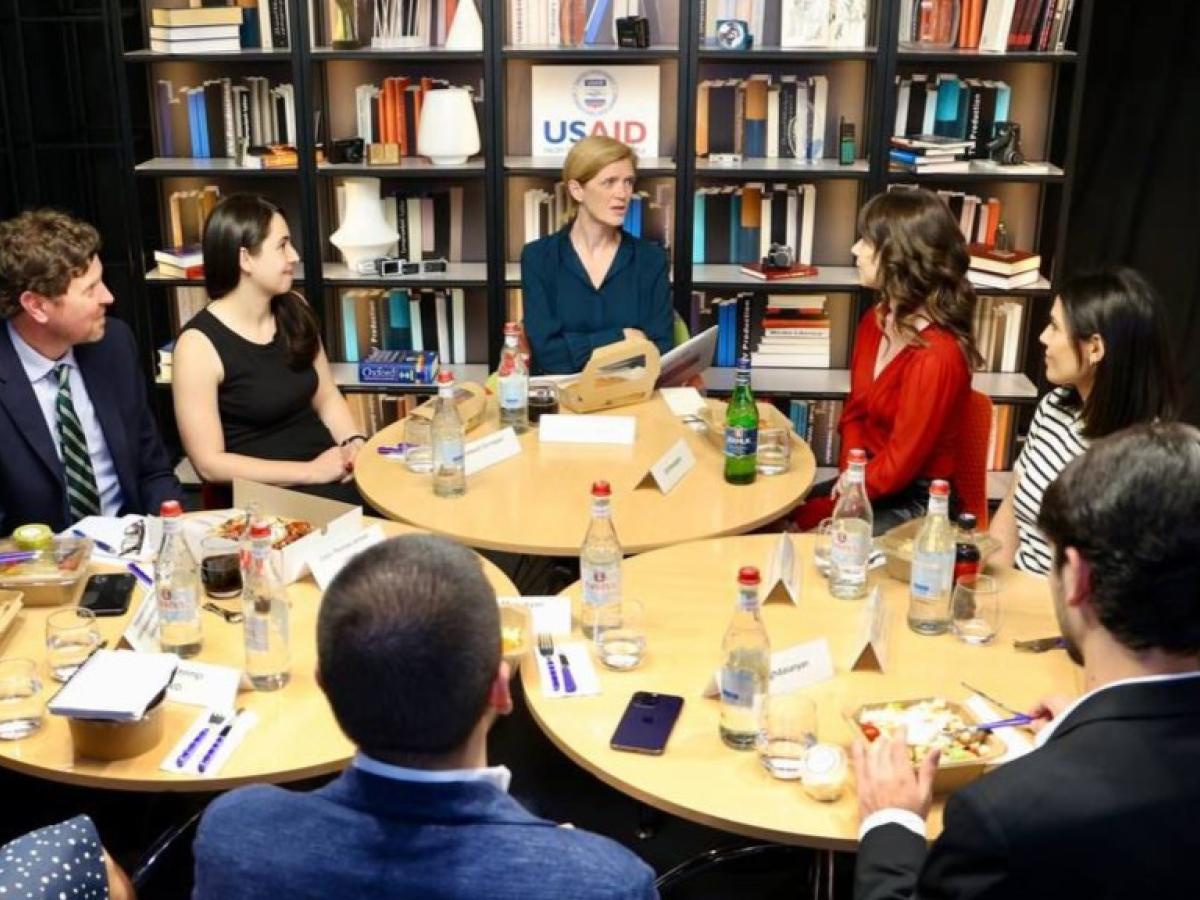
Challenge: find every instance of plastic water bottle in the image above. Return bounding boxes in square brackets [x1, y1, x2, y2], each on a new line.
[829, 448, 874, 600]
[719, 566, 770, 750]
[242, 520, 290, 691]
[155, 500, 202, 657]
[580, 480, 621, 640]
[497, 321, 529, 434]
[431, 369, 466, 498]
[724, 356, 758, 485]
[908, 480, 956, 635]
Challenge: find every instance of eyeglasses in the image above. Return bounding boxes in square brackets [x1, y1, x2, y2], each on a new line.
[119, 519, 145, 557]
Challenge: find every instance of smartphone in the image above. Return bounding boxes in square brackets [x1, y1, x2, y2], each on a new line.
[610, 692, 684, 755]
[79, 572, 136, 617]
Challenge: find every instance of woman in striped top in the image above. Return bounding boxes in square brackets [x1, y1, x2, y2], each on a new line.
[990, 268, 1180, 574]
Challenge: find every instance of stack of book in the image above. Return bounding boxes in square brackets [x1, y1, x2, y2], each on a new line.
[968, 242, 1043, 290]
[150, 6, 243, 53]
[889, 135, 973, 174]
[155, 76, 296, 159]
[750, 296, 831, 369]
[153, 245, 203, 280]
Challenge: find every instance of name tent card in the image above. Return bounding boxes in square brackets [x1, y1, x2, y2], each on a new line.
[464, 426, 522, 476]
[846, 586, 890, 672]
[702, 639, 835, 697]
[538, 414, 637, 446]
[635, 438, 695, 495]
[123, 589, 160, 653]
[497, 595, 571, 636]
[309, 525, 387, 592]
[762, 532, 800, 606]
[167, 660, 241, 713]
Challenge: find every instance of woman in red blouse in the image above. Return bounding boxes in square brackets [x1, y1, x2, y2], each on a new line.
[796, 189, 982, 534]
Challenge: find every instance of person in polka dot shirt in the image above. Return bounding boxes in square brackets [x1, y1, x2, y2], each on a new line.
[0, 816, 132, 900]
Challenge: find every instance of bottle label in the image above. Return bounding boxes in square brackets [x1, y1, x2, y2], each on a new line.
[498, 375, 527, 411]
[433, 439, 465, 467]
[581, 561, 620, 608]
[158, 586, 196, 624]
[830, 526, 870, 579]
[911, 552, 954, 599]
[720, 668, 760, 708]
[725, 427, 758, 458]
[245, 615, 269, 653]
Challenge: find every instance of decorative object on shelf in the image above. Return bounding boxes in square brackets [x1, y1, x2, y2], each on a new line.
[615, 16, 651, 49]
[443, 0, 483, 51]
[330, 0, 371, 49]
[368, 142, 401, 165]
[330, 137, 365, 164]
[715, 19, 753, 50]
[417, 88, 480, 165]
[987, 122, 1026, 165]
[372, 0, 427, 48]
[329, 177, 399, 269]
[839, 118, 856, 166]
[899, 0, 961, 50]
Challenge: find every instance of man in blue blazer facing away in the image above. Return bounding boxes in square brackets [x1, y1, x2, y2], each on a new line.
[194, 534, 659, 900]
[0, 209, 181, 534]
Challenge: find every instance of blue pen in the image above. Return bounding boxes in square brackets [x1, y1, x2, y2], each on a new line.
[198, 715, 239, 774]
[128, 562, 154, 587]
[72, 529, 116, 554]
[376, 443, 409, 456]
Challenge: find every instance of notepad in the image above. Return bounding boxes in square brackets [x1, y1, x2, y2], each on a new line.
[48, 649, 178, 721]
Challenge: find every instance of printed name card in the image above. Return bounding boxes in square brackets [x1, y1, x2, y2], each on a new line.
[309, 525, 386, 592]
[167, 660, 241, 713]
[123, 589, 160, 654]
[538, 414, 637, 446]
[659, 387, 707, 418]
[846, 586, 890, 673]
[762, 532, 800, 606]
[635, 438, 695, 495]
[464, 427, 522, 476]
[702, 639, 835, 697]
[497, 595, 571, 636]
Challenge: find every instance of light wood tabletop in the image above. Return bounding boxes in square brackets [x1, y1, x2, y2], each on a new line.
[520, 533, 1082, 850]
[355, 392, 817, 556]
[0, 519, 516, 792]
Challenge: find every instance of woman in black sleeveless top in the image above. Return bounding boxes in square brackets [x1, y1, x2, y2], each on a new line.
[172, 194, 365, 503]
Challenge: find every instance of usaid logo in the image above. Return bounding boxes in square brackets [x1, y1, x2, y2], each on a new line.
[572, 70, 618, 116]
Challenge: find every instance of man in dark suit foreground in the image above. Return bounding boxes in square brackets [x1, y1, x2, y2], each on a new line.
[194, 534, 659, 899]
[0, 209, 181, 534]
[852, 421, 1200, 899]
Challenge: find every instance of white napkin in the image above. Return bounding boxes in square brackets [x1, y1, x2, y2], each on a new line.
[160, 707, 257, 777]
[965, 695, 1035, 764]
[536, 640, 601, 698]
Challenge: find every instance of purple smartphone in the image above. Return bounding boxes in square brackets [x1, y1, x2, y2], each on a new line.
[610, 692, 684, 755]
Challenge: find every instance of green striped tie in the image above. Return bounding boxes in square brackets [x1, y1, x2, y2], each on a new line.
[54, 364, 102, 521]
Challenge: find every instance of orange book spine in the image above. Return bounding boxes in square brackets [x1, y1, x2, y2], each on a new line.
[381, 78, 395, 145]
[393, 77, 409, 154]
[984, 197, 1002, 246]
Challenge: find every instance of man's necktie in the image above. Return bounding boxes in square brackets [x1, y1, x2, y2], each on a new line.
[54, 364, 102, 521]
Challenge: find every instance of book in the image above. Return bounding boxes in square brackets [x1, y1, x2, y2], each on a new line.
[150, 7, 244, 27]
[155, 262, 205, 279]
[738, 261, 819, 281]
[967, 268, 1042, 289]
[154, 245, 204, 267]
[968, 243, 1041, 276]
[149, 24, 241, 40]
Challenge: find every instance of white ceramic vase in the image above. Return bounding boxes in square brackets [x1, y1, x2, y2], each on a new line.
[417, 89, 481, 166]
[444, 0, 483, 51]
[329, 177, 398, 268]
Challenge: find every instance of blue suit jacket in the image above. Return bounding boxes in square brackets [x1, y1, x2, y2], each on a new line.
[193, 768, 659, 900]
[0, 317, 182, 534]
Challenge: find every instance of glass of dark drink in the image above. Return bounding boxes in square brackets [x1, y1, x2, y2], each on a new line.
[528, 381, 559, 424]
[200, 536, 242, 599]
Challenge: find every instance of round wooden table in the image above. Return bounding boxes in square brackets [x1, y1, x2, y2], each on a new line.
[0, 520, 516, 792]
[521, 534, 1081, 850]
[356, 393, 817, 555]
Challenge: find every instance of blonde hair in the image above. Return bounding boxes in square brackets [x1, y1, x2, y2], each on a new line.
[561, 136, 637, 224]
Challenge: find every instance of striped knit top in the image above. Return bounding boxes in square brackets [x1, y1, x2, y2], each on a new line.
[1013, 387, 1089, 575]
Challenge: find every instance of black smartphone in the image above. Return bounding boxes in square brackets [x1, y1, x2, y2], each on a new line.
[79, 572, 136, 617]
[610, 692, 684, 755]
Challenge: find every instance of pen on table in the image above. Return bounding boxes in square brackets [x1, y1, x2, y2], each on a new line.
[376, 443, 409, 456]
[197, 712, 240, 774]
[128, 561, 154, 587]
[0, 550, 37, 565]
[71, 529, 116, 554]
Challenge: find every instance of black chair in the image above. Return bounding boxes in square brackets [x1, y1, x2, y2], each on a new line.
[654, 842, 829, 899]
[129, 810, 203, 899]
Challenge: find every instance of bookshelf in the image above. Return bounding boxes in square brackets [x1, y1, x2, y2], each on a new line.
[111, 0, 1092, 493]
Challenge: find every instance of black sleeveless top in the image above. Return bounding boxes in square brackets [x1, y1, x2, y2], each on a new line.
[184, 307, 335, 463]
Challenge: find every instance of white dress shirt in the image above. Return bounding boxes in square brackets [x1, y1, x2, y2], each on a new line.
[353, 752, 513, 793]
[7, 321, 123, 517]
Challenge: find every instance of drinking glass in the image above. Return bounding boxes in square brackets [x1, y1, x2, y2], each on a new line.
[951, 574, 1000, 645]
[528, 380, 560, 425]
[0, 658, 42, 740]
[403, 414, 433, 474]
[595, 599, 646, 670]
[200, 536, 242, 599]
[45, 607, 102, 682]
[813, 517, 834, 573]
[756, 692, 818, 780]
[757, 427, 792, 476]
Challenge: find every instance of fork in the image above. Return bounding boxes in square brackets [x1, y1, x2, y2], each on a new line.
[537, 633, 560, 692]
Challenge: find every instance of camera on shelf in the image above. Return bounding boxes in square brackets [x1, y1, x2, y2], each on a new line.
[354, 257, 449, 276]
[330, 137, 365, 165]
[987, 121, 1025, 166]
[761, 243, 795, 270]
[715, 19, 753, 49]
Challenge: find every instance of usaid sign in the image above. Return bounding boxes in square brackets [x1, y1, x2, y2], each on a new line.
[531, 66, 660, 159]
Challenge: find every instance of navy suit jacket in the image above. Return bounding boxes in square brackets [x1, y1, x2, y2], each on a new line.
[854, 676, 1200, 900]
[193, 767, 659, 900]
[0, 317, 182, 534]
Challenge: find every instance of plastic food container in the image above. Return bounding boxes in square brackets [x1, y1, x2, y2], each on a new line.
[877, 519, 999, 583]
[0, 536, 92, 607]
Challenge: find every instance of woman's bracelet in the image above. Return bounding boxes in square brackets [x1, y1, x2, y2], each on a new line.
[339, 434, 367, 447]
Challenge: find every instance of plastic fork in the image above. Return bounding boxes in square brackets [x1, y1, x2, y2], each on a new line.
[537, 633, 560, 692]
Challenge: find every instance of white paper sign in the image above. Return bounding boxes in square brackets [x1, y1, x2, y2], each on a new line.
[464, 427, 522, 476]
[538, 414, 637, 445]
[703, 639, 835, 697]
[160, 708, 258, 777]
[497, 595, 571, 636]
[763, 532, 800, 605]
[846, 586, 890, 672]
[167, 660, 241, 713]
[635, 438, 695, 494]
[531, 65, 661, 158]
[659, 387, 707, 418]
[123, 590, 160, 654]
[308, 525, 387, 592]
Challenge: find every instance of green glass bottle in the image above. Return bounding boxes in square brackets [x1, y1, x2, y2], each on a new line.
[724, 356, 758, 485]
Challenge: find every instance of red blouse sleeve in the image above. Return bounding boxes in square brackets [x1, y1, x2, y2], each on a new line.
[864, 335, 969, 498]
[837, 310, 878, 469]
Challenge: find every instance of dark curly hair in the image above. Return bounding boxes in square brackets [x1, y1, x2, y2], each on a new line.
[0, 210, 101, 319]
[857, 189, 983, 369]
[1038, 421, 1200, 656]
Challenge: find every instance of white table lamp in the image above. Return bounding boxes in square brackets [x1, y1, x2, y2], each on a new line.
[417, 88, 480, 166]
[329, 177, 398, 269]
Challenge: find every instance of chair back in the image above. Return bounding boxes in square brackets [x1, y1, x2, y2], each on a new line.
[955, 389, 993, 528]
